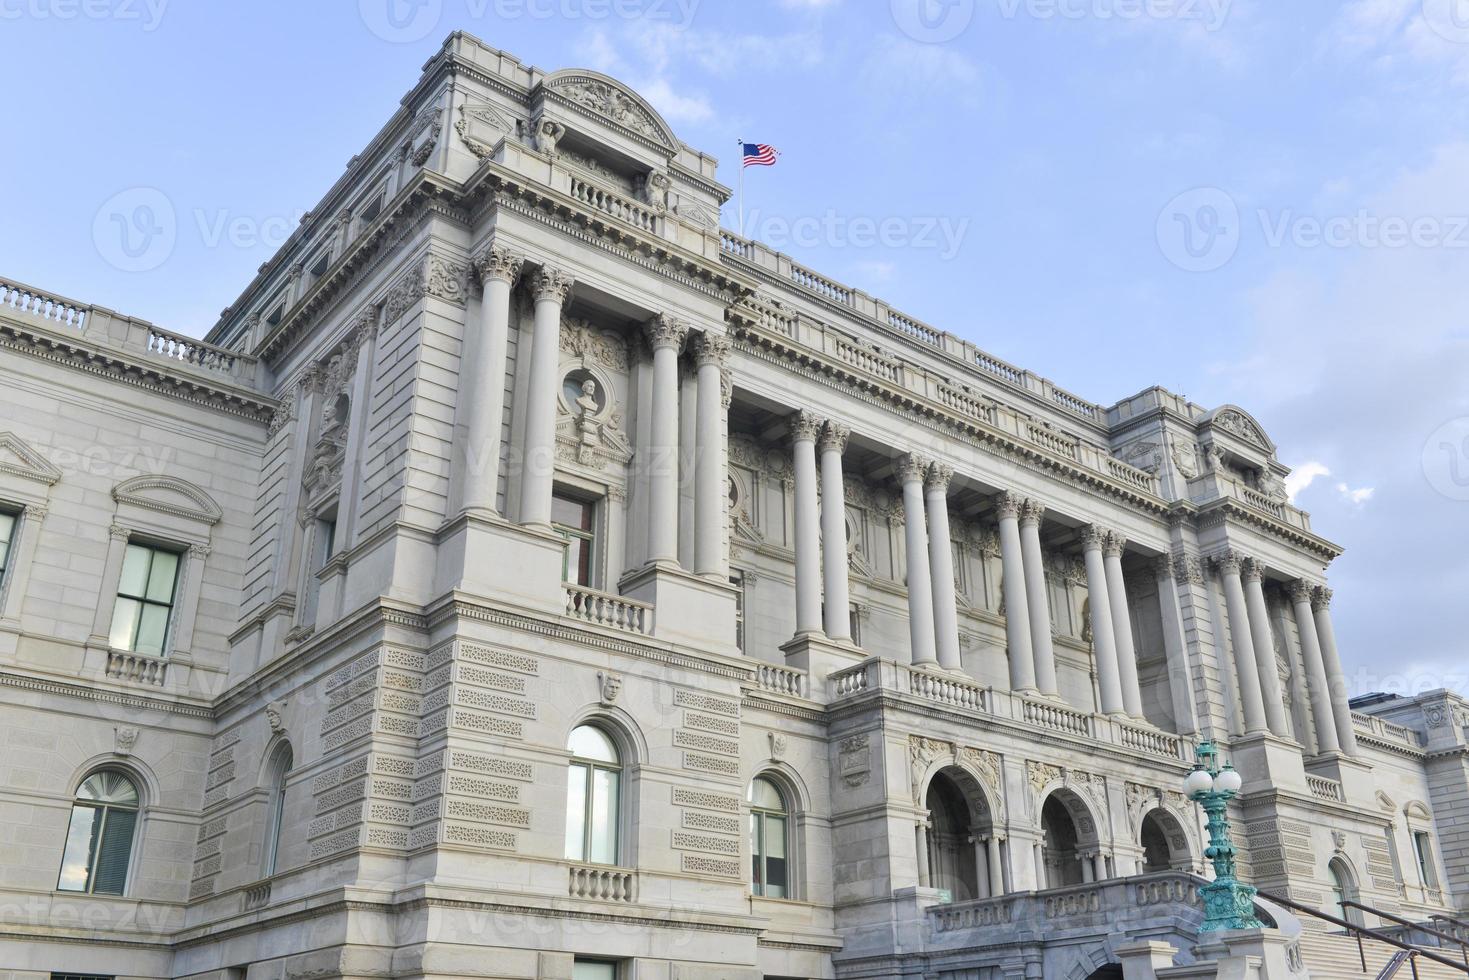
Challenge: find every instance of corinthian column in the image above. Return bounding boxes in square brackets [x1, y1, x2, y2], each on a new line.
[791, 411, 823, 637]
[819, 421, 852, 642]
[1103, 532, 1144, 718]
[519, 266, 573, 527]
[899, 453, 938, 667]
[997, 492, 1036, 693]
[1215, 551, 1268, 735]
[458, 245, 522, 515]
[1313, 587, 1359, 756]
[1241, 559, 1289, 736]
[1289, 579, 1340, 754]
[926, 463, 961, 672]
[1152, 555, 1199, 735]
[642, 315, 688, 565]
[1082, 525, 1125, 716]
[691, 331, 731, 577]
[1018, 498, 1058, 697]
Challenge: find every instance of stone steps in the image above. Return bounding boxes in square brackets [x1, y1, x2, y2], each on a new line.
[1296, 929, 1468, 979]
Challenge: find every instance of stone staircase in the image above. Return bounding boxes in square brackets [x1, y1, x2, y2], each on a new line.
[1296, 927, 1468, 979]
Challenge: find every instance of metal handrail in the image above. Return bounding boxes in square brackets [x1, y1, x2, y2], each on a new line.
[1341, 899, 1469, 967]
[1256, 890, 1469, 976]
[1432, 912, 1469, 935]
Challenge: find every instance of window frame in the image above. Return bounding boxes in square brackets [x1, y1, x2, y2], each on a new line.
[107, 540, 182, 655]
[749, 775, 792, 899]
[551, 489, 599, 588]
[564, 724, 623, 866]
[0, 507, 18, 582]
[56, 769, 142, 897]
[263, 744, 294, 877]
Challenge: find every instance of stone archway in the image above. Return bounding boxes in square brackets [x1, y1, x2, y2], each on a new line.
[923, 766, 1001, 900]
[1041, 787, 1103, 887]
[1140, 807, 1192, 873]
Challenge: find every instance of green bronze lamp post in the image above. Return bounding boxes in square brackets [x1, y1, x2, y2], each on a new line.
[1184, 740, 1263, 933]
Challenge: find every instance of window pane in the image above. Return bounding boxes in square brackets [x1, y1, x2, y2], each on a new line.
[590, 768, 619, 865]
[91, 807, 136, 895]
[750, 813, 763, 894]
[564, 763, 588, 861]
[81, 770, 139, 806]
[108, 598, 141, 650]
[144, 550, 178, 603]
[552, 494, 586, 528]
[134, 603, 170, 655]
[765, 815, 788, 897]
[749, 776, 784, 810]
[0, 512, 14, 569]
[572, 962, 617, 980]
[57, 805, 100, 891]
[568, 725, 618, 764]
[118, 544, 150, 597]
[564, 536, 587, 585]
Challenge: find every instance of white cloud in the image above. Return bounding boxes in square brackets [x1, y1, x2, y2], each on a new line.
[1337, 482, 1376, 505]
[637, 77, 715, 125]
[1285, 461, 1331, 502]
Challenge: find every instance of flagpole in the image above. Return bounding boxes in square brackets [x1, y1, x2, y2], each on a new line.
[736, 137, 744, 237]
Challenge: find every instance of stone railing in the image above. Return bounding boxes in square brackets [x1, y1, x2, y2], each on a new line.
[1106, 457, 1158, 493]
[931, 895, 1015, 932]
[1026, 421, 1080, 461]
[569, 176, 659, 234]
[568, 864, 637, 902]
[1024, 698, 1093, 739]
[242, 881, 271, 911]
[834, 334, 902, 383]
[563, 584, 654, 636]
[0, 277, 89, 329]
[830, 660, 875, 699]
[1306, 774, 1346, 802]
[148, 325, 246, 378]
[887, 309, 943, 347]
[937, 383, 998, 425]
[1240, 485, 1288, 521]
[105, 649, 167, 686]
[906, 666, 987, 712]
[753, 662, 807, 699]
[974, 351, 1025, 386]
[1350, 711, 1425, 750]
[789, 261, 854, 306]
[1117, 721, 1186, 761]
[1045, 381, 1102, 421]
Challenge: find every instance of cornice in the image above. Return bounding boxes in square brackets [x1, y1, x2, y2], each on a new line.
[1193, 498, 1343, 561]
[0, 669, 215, 719]
[0, 317, 276, 424]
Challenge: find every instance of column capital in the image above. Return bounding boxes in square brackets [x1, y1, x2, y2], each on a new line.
[1080, 524, 1108, 552]
[995, 490, 1023, 521]
[691, 330, 732, 367]
[1151, 553, 1175, 582]
[1287, 578, 1316, 604]
[1312, 586, 1334, 612]
[925, 462, 954, 494]
[1103, 530, 1127, 558]
[1240, 557, 1264, 584]
[792, 409, 823, 444]
[472, 244, 525, 286]
[644, 313, 689, 352]
[1174, 553, 1204, 586]
[530, 265, 574, 304]
[1018, 497, 1045, 528]
[1212, 549, 1245, 577]
[818, 420, 850, 455]
[898, 451, 932, 485]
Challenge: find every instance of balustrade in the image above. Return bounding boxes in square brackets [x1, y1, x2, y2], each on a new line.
[563, 584, 654, 636]
[568, 864, 637, 902]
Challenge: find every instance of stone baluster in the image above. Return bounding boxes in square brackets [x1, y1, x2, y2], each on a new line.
[519, 266, 573, 527]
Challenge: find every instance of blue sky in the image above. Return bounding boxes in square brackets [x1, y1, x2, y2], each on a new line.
[3, 0, 1468, 698]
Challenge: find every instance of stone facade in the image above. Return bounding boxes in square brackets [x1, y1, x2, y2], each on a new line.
[0, 30, 1465, 980]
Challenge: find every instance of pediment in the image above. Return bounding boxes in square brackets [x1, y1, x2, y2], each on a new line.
[112, 474, 222, 525]
[1201, 405, 1275, 454]
[0, 432, 61, 486]
[454, 97, 517, 160]
[539, 69, 679, 152]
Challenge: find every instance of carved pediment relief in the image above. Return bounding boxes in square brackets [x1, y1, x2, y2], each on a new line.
[0, 432, 62, 486]
[540, 69, 679, 151]
[455, 97, 516, 160]
[112, 474, 222, 525]
[1202, 404, 1275, 455]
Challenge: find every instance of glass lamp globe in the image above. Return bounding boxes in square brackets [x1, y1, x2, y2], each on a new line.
[1215, 766, 1243, 793]
[1184, 768, 1215, 795]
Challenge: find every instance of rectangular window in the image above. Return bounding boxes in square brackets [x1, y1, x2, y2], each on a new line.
[572, 961, 617, 980]
[107, 542, 179, 655]
[1415, 832, 1437, 888]
[552, 492, 597, 587]
[730, 571, 746, 653]
[0, 509, 16, 578]
[357, 191, 384, 225]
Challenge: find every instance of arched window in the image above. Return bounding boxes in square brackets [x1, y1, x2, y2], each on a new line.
[565, 725, 621, 865]
[264, 744, 294, 876]
[57, 769, 140, 895]
[749, 776, 789, 898]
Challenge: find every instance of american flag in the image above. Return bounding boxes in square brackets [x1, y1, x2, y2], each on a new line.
[742, 143, 780, 168]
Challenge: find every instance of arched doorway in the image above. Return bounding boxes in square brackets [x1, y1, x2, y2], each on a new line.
[1139, 808, 1192, 873]
[1040, 788, 1102, 887]
[922, 767, 1000, 900]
